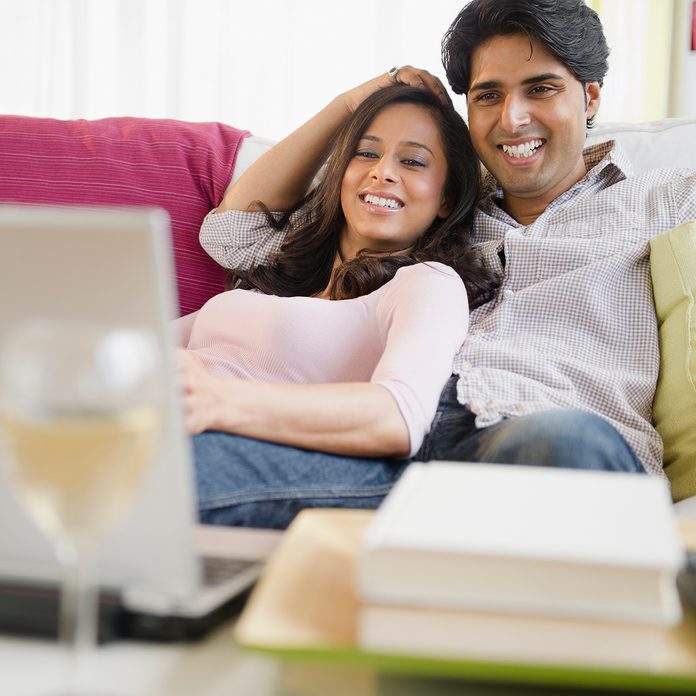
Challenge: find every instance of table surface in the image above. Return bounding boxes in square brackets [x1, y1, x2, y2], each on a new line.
[0, 628, 644, 696]
[3, 518, 696, 696]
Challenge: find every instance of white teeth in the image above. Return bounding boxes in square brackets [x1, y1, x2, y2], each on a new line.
[501, 139, 544, 158]
[363, 194, 401, 209]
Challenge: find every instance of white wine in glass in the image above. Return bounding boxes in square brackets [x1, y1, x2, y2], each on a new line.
[0, 320, 162, 695]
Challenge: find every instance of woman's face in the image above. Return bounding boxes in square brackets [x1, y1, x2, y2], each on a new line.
[339, 102, 450, 259]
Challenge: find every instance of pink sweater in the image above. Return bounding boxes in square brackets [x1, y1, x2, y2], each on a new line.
[186, 262, 469, 455]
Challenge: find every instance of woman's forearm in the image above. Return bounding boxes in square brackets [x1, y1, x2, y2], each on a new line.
[199, 375, 410, 457]
[216, 97, 349, 214]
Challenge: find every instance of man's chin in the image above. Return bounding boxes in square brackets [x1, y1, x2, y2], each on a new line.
[495, 175, 549, 198]
[485, 160, 542, 188]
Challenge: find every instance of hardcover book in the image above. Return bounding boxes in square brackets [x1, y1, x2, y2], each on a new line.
[357, 462, 684, 625]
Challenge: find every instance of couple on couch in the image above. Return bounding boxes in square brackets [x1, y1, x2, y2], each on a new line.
[178, 0, 696, 529]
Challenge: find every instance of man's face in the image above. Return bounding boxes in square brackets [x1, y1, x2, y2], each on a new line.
[466, 34, 600, 212]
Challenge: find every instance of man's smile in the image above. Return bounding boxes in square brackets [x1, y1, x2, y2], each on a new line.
[499, 138, 546, 159]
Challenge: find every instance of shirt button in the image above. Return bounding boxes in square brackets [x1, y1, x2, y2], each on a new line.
[503, 289, 515, 299]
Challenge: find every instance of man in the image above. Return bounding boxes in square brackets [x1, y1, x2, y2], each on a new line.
[193, 0, 696, 529]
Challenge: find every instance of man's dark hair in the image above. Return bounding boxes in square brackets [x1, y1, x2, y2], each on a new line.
[442, 0, 609, 126]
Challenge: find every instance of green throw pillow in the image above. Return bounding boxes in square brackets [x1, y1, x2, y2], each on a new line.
[650, 220, 696, 501]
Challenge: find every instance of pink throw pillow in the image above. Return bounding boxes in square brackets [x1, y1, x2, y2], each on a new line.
[0, 115, 250, 316]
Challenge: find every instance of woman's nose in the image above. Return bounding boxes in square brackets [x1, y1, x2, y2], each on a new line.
[370, 156, 399, 183]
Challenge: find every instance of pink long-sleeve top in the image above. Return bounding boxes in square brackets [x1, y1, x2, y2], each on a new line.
[186, 262, 469, 456]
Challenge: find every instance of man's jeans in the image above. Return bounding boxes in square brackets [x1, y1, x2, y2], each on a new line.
[194, 376, 645, 529]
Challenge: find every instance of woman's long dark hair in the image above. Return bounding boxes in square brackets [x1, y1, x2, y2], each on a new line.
[228, 84, 499, 308]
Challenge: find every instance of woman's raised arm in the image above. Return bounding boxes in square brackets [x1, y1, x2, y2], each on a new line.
[216, 68, 450, 214]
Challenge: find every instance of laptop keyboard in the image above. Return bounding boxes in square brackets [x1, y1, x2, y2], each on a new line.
[201, 556, 259, 588]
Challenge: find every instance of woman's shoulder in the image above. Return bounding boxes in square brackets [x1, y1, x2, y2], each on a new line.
[392, 261, 462, 284]
[376, 261, 469, 323]
[375, 262, 467, 308]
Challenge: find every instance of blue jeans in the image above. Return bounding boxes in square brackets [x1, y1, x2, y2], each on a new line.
[194, 376, 645, 529]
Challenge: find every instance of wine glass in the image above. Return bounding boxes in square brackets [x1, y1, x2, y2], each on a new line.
[0, 319, 162, 695]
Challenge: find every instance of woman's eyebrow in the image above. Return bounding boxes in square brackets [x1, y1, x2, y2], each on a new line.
[360, 134, 434, 156]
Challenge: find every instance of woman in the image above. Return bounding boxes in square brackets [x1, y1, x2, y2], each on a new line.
[178, 84, 498, 460]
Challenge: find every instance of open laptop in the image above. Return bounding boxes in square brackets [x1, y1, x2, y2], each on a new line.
[0, 204, 281, 640]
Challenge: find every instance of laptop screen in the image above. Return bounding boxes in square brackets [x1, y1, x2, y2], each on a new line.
[0, 205, 200, 602]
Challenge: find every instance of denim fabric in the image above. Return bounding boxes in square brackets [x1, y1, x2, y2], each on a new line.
[414, 376, 647, 473]
[193, 376, 645, 529]
[194, 434, 408, 529]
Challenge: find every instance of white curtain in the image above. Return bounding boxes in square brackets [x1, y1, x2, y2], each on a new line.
[2, 0, 693, 138]
[0, 0, 467, 140]
[589, 0, 694, 123]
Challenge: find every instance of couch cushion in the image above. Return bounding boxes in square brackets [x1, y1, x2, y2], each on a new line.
[0, 115, 250, 316]
[650, 221, 696, 501]
[586, 117, 696, 173]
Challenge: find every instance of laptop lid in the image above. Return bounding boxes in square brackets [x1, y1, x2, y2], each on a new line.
[0, 204, 201, 605]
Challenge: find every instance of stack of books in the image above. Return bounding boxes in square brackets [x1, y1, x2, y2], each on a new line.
[355, 462, 685, 669]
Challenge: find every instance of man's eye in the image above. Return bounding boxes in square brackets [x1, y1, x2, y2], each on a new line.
[530, 85, 555, 95]
[474, 92, 498, 103]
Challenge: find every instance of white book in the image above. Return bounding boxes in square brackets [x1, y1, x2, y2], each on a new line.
[357, 462, 685, 625]
[358, 602, 669, 669]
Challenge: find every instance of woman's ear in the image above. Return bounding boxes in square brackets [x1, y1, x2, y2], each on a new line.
[437, 195, 452, 219]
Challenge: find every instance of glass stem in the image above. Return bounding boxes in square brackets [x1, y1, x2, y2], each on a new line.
[58, 544, 97, 694]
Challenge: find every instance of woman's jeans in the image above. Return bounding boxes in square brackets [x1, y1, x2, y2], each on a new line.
[193, 376, 645, 529]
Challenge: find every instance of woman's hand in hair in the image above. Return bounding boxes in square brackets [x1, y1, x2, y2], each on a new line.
[216, 67, 450, 216]
[340, 67, 452, 114]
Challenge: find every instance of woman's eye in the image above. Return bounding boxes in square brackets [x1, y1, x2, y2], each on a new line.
[402, 159, 426, 167]
[356, 150, 378, 159]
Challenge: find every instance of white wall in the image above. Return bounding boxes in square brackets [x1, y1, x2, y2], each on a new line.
[593, 0, 696, 123]
[669, 0, 696, 117]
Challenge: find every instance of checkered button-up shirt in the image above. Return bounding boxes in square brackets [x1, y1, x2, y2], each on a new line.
[461, 142, 696, 475]
[200, 141, 696, 475]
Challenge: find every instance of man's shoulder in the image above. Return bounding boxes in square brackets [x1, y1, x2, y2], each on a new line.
[615, 165, 696, 205]
[585, 139, 695, 205]
[622, 164, 696, 186]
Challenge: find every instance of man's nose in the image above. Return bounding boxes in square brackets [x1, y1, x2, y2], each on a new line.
[500, 94, 532, 133]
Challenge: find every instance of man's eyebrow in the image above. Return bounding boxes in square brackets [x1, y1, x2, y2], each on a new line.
[469, 80, 500, 93]
[469, 73, 566, 92]
[521, 72, 565, 85]
[359, 134, 434, 156]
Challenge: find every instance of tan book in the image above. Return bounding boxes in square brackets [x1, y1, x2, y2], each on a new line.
[358, 602, 669, 669]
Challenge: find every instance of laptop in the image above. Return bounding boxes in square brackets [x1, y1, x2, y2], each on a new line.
[0, 204, 281, 640]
